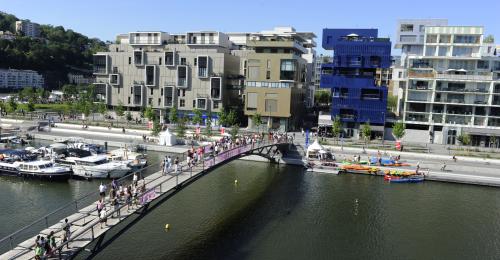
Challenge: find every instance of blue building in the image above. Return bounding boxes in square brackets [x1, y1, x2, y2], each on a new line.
[320, 29, 391, 138]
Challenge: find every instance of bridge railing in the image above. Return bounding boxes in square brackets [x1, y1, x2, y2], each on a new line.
[3, 139, 290, 259]
[0, 163, 159, 255]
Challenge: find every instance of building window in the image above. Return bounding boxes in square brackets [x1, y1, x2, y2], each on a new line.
[148, 98, 152, 105]
[246, 92, 258, 110]
[145, 65, 156, 86]
[161, 88, 164, 96]
[194, 58, 197, 66]
[158, 98, 161, 106]
[182, 90, 185, 97]
[131, 87, 133, 94]
[266, 70, 271, 79]
[400, 24, 414, 32]
[197, 56, 209, 78]
[267, 59, 271, 69]
[192, 100, 196, 108]
[180, 58, 186, 65]
[165, 51, 175, 66]
[213, 101, 219, 109]
[264, 99, 278, 113]
[128, 97, 131, 104]
[179, 99, 185, 107]
[164, 86, 174, 107]
[159, 57, 162, 65]
[210, 77, 221, 99]
[128, 57, 132, 65]
[197, 98, 207, 109]
[177, 89, 180, 97]
[150, 88, 153, 95]
[280, 60, 296, 81]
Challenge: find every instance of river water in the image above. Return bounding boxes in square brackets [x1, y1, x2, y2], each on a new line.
[2, 150, 500, 259]
[70, 160, 500, 260]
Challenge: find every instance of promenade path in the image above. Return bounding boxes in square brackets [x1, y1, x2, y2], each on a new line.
[1, 141, 285, 260]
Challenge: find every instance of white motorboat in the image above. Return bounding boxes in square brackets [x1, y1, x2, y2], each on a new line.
[15, 160, 72, 181]
[107, 148, 147, 170]
[71, 155, 131, 179]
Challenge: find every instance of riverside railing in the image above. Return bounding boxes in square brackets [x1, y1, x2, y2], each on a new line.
[43, 140, 284, 259]
[0, 163, 158, 255]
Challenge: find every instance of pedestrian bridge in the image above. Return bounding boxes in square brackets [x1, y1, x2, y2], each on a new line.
[0, 140, 294, 260]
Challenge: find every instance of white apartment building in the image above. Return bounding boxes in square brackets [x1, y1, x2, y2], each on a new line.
[67, 73, 93, 85]
[0, 69, 44, 89]
[396, 20, 500, 147]
[15, 20, 40, 38]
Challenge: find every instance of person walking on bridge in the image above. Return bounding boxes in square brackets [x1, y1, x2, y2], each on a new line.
[99, 182, 107, 200]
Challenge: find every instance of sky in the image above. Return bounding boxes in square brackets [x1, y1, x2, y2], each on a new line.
[2, 0, 500, 54]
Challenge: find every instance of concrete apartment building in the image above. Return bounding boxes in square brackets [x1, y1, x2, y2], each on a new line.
[228, 27, 316, 131]
[0, 69, 44, 89]
[93, 31, 242, 122]
[15, 20, 40, 38]
[396, 19, 500, 147]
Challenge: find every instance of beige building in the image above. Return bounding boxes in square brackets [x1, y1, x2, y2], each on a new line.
[229, 27, 316, 131]
[93, 28, 316, 128]
[93, 31, 242, 122]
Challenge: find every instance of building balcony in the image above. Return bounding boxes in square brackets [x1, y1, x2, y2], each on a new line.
[408, 69, 435, 78]
[435, 73, 493, 81]
[247, 39, 307, 54]
[245, 81, 293, 88]
[320, 74, 375, 88]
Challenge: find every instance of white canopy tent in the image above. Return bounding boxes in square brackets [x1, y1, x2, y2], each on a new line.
[158, 128, 177, 146]
[306, 139, 326, 158]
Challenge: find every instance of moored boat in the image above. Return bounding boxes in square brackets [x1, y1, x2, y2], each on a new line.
[15, 161, 72, 181]
[72, 155, 131, 179]
[384, 170, 424, 183]
[341, 164, 380, 175]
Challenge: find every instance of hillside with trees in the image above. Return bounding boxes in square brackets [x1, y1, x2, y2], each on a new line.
[0, 11, 106, 89]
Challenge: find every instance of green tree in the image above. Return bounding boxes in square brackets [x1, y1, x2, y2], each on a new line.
[331, 116, 342, 144]
[36, 88, 47, 102]
[126, 111, 133, 123]
[144, 105, 155, 121]
[392, 121, 406, 140]
[168, 107, 178, 124]
[457, 132, 471, 150]
[361, 121, 371, 145]
[7, 96, 17, 113]
[230, 124, 240, 140]
[115, 100, 125, 117]
[251, 113, 262, 132]
[192, 108, 203, 125]
[387, 95, 398, 112]
[204, 115, 213, 137]
[19, 87, 35, 101]
[62, 84, 77, 101]
[227, 109, 237, 126]
[27, 98, 35, 112]
[97, 102, 107, 116]
[151, 118, 162, 136]
[314, 90, 331, 105]
[217, 110, 227, 126]
[176, 117, 186, 138]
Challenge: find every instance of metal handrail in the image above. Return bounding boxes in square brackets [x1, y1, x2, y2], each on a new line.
[4, 139, 290, 258]
[0, 162, 160, 252]
[47, 140, 285, 258]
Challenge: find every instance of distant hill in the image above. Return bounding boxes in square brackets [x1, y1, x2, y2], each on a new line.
[0, 11, 107, 89]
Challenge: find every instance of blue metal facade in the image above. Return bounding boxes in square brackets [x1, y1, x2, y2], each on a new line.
[320, 29, 391, 126]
